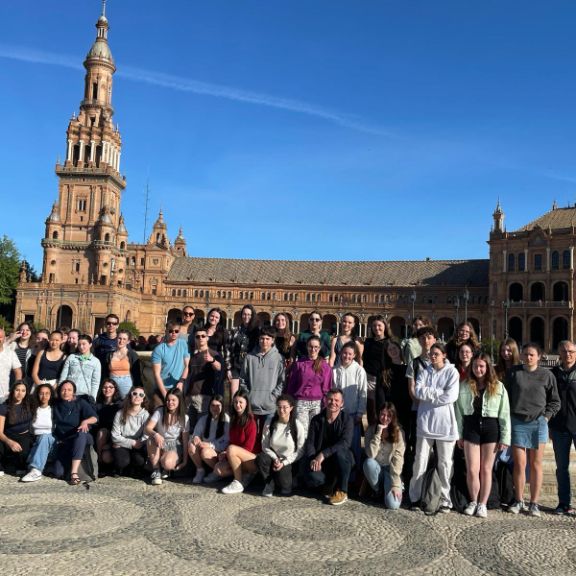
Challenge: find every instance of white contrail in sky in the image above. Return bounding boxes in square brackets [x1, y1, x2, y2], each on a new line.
[0, 44, 392, 137]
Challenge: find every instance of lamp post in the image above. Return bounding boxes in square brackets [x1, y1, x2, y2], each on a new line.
[463, 288, 470, 323]
[410, 290, 416, 323]
[454, 295, 460, 327]
[503, 300, 510, 338]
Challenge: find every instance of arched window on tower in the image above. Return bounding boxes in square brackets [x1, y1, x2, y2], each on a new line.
[563, 250, 571, 269]
[52, 231, 59, 240]
[552, 251, 560, 270]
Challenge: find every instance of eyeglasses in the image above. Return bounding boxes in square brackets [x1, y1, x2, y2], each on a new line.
[183, 312, 195, 317]
[131, 391, 145, 398]
[565, 350, 576, 355]
[106, 321, 119, 326]
[308, 345, 321, 350]
[195, 334, 208, 339]
[168, 330, 180, 334]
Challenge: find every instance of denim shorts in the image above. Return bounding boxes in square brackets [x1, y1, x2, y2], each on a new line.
[511, 415, 548, 449]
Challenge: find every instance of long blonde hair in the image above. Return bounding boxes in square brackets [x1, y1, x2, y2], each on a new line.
[467, 353, 500, 397]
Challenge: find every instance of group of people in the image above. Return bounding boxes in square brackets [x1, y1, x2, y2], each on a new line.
[0, 309, 573, 518]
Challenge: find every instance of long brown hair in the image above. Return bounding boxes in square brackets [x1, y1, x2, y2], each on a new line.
[307, 335, 325, 374]
[467, 353, 500, 398]
[378, 402, 401, 445]
[120, 386, 149, 425]
[495, 337, 520, 380]
[162, 388, 186, 430]
[273, 313, 293, 354]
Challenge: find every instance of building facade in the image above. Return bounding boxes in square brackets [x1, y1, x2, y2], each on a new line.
[14, 8, 573, 351]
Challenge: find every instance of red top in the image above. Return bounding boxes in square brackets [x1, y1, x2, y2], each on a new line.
[229, 416, 259, 453]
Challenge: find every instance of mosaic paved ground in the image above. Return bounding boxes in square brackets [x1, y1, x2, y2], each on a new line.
[0, 474, 574, 576]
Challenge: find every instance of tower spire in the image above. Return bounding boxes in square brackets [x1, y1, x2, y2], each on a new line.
[101, 0, 107, 18]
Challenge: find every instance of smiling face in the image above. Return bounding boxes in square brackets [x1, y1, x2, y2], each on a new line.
[458, 325, 471, 341]
[48, 332, 62, 351]
[378, 407, 392, 428]
[77, 338, 91, 355]
[60, 382, 75, 401]
[325, 391, 344, 418]
[165, 393, 180, 413]
[241, 307, 253, 326]
[386, 342, 402, 363]
[472, 358, 488, 381]
[233, 395, 247, 415]
[372, 320, 385, 339]
[101, 381, 117, 400]
[19, 324, 32, 341]
[341, 315, 355, 335]
[458, 344, 473, 366]
[429, 346, 446, 369]
[274, 314, 287, 331]
[276, 399, 293, 422]
[501, 344, 513, 361]
[209, 399, 223, 419]
[208, 311, 220, 327]
[340, 346, 355, 367]
[130, 388, 146, 406]
[308, 314, 322, 331]
[117, 332, 130, 349]
[307, 338, 321, 360]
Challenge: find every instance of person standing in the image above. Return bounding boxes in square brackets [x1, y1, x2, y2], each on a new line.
[181, 306, 197, 353]
[0, 329, 22, 403]
[93, 314, 120, 368]
[549, 340, 576, 516]
[59, 335, 101, 401]
[151, 321, 190, 408]
[240, 327, 285, 437]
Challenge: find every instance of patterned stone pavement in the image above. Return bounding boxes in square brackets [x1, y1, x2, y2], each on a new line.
[0, 474, 575, 576]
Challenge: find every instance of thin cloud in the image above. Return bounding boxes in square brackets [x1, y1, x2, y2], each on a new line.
[0, 44, 392, 137]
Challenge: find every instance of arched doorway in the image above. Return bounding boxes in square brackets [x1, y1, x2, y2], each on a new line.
[56, 305, 73, 329]
[437, 317, 454, 342]
[509, 317, 523, 346]
[322, 314, 338, 335]
[530, 282, 545, 302]
[552, 317, 569, 351]
[166, 308, 181, 323]
[553, 282, 569, 302]
[509, 283, 523, 302]
[529, 317, 545, 350]
[257, 311, 271, 327]
[389, 316, 405, 339]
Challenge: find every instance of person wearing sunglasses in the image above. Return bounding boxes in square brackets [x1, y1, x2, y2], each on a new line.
[93, 314, 120, 367]
[186, 329, 224, 429]
[293, 311, 331, 361]
[151, 321, 190, 409]
[181, 306, 198, 353]
[111, 386, 150, 477]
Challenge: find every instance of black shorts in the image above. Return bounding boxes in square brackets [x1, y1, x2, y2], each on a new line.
[462, 415, 500, 445]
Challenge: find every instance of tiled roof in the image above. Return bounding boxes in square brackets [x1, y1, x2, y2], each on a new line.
[515, 206, 576, 232]
[168, 257, 489, 287]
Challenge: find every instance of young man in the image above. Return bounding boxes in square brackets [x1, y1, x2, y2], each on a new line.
[550, 340, 576, 516]
[403, 316, 431, 367]
[151, 321, 190, 407]
[240, 326, 285, 434]
[186, 328, 224, 427]
[0, 329, 22, 403]
[303, 388, 354, 505]
[93, 314, 120, 367]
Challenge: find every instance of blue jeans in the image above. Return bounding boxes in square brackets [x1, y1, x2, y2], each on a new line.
[363, 458, 402, 510]
[304, 449, 354, 494]
[111, 375, 133, 399]
[550, 428, 576, 506]
[27, 434, 56, 472]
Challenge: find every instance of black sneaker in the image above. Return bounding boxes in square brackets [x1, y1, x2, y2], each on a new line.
[554, 504, 575, 516]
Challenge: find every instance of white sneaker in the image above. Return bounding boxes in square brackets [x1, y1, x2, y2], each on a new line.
[161, 469, 169, 479]
[463, 501, 477, 516]
[151, 470, 162, 486]
[21, 468, 43, 483]
[192, 469, 206, 484]
[475, 503, 488, 518]
[203, 471, 220, 484]
[508, 500, 525, 514]
[221, 479, 244, 494]
[262, 480, 275, 497]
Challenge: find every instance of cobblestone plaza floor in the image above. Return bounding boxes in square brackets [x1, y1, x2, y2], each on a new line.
[0, 475, 574, 576]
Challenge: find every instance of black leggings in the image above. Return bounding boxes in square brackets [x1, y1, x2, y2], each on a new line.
[113, 446, 147, 475]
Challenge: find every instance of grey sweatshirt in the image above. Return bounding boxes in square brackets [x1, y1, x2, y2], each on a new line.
[111, 408, 150, 449]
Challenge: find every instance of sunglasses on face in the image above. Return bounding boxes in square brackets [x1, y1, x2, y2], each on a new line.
[168, 330, 180, 334]
[107, 322, 119, 326]
[183, 312, 194, 317]
[195, 334, 208, 339]
[131, 391, 145, 398]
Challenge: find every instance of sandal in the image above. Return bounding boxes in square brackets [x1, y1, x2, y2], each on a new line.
[68, 473, 81, 486]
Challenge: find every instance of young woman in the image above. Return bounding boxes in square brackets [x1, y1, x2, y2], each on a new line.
[204, 307, 230, 373]
[228, 305, 259, 397]
[255, 394, 305, 497]
[111, 386, 150, 477]
[215, 390, 258, 493]
[409, 342, 460, 512]
[362, 315, 392, 424]
[456, 343, 475, 382]
[21, 384, 55, 482]
[455, 353, 511, 517]
[446, 322, 480, 365]
[189, 394, 230, 484]
[363, 403, 405, 510]
[52, 380, 98, 485]
[105, 330, 142, 398]
[286, 336, 333, 438]
[59, 334, 101, 400]
[32, 330, 66, 388]
[329, 313, 364, 367]
[293, 312, 331, 360]
[0, 380, 33, 475]
[495, 338, 521, 382]
[332, 342, 367, 466]
[145, 388, 189, 485]
[93, 379, 122, 471]
[273, 313, 296, 367]
[9, 322, 35, 385]
[506, 343, 560, 517]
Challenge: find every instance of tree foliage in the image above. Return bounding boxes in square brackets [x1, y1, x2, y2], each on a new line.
[0, 236, 21, 305]
[119, 320, 140, 338]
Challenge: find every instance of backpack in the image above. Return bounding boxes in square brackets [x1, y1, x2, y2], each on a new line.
[421, 451, 442, 515]
[77, 444, 99, 483]
[449, 446, 470, 513]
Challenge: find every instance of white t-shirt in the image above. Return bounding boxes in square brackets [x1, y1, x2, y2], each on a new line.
[150, 408, 189, 442]
[33, 406, 53, 435]
[0, 347, 21, 402]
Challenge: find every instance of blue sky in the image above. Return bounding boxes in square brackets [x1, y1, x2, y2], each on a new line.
[1, 0, 575, 271]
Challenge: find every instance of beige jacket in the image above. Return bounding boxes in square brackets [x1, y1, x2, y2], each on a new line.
[364, 424, 405, 490]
